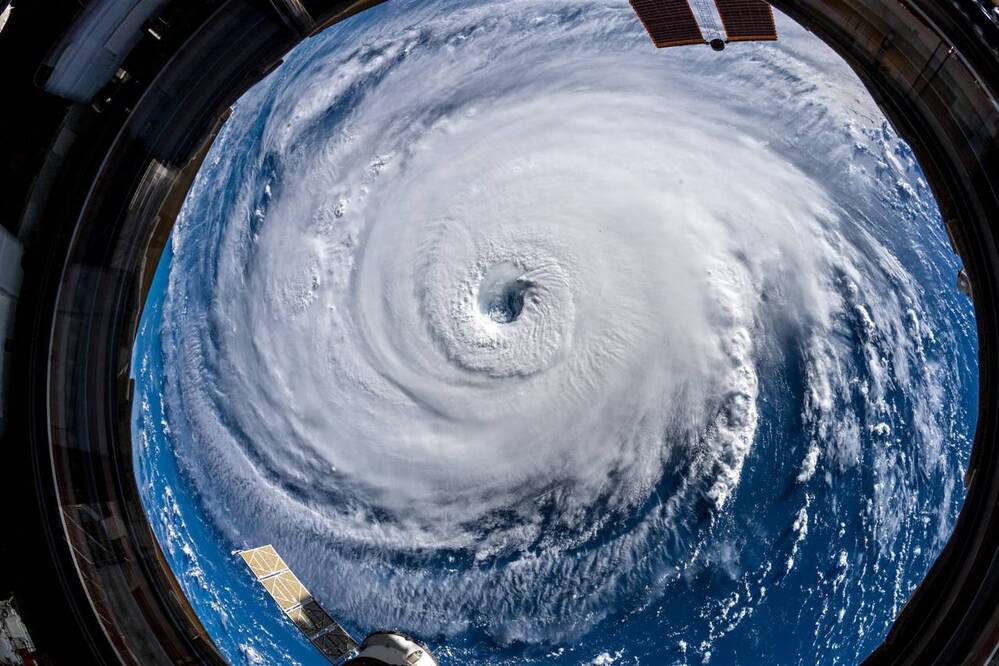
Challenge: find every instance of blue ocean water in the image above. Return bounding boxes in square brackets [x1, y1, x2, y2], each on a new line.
[131, 1, 979, 664]
[133, 244, 329, 664]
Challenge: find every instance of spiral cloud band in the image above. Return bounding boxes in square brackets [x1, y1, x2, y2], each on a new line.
[136, 0, 978, 662]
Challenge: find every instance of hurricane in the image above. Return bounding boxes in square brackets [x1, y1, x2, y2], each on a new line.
[132, 0, 979, 663]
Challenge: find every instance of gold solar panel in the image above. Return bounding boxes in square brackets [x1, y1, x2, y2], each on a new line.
[239, 544, 289, 579]
[262, 570, 312, 611]
[238, 544, 358, 663]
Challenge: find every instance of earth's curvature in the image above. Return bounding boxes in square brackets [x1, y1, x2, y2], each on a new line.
[131, 1, 979, 664]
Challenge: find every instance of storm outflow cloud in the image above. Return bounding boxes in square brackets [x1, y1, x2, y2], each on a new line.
[143, 0, 976, 661]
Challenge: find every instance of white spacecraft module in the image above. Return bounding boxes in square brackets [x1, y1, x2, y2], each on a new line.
[351, 631, 441, 666]
[238, 545, 439, 665]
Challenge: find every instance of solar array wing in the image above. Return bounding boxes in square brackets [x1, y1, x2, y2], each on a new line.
[240, 543, 288, 578]
[288, 600, 337, 634]
[261, 570, 311, 611]
[239, 545, 358, 663]
[629, 0, 706, 48]
[713, 0, 777, 42]
[313, 629, 360, 663]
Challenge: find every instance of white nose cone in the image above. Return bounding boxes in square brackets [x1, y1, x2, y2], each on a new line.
[347, 631, 439, 666]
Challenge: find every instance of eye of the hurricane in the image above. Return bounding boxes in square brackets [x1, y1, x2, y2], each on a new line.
[478, 263, 531, 324]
